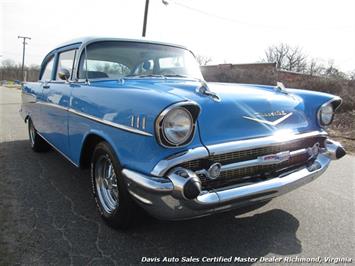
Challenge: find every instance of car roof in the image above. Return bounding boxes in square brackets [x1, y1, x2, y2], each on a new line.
[56, 36, 189, 51]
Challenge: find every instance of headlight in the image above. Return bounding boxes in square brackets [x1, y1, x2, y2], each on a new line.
[162, 107, 193, 145]
[156, 102, 200, 148]
[319, 104, 334, 125]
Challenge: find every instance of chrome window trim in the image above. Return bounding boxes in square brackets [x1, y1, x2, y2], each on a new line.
[155, 100, 200, 148]
[150, 130, 327, 177]
[36, 101, 152, 137]
[316, 96, 342, 127]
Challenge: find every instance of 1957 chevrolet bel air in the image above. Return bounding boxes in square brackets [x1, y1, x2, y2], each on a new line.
[21, 37, 346, 228]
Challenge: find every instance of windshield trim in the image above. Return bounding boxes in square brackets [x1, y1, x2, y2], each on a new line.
[75, 40, 201, 81]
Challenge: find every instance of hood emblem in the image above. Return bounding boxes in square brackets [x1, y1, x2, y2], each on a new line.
[243, 111, 293, 126]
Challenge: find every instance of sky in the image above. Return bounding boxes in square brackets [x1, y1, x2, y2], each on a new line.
[1, 0, 354, 72]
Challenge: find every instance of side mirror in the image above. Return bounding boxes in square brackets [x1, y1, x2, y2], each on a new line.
[58, 68, 71, 81]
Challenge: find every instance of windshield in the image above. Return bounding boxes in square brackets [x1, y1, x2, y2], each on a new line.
[78, 41, 203, 80]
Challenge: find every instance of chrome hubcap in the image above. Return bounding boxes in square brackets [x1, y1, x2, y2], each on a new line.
[29, 123, 35, 146]
[95, 155, 119, 214]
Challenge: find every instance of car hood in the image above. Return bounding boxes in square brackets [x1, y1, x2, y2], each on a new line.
[141, 79, 320, 146]
[90, 79, 326, 147]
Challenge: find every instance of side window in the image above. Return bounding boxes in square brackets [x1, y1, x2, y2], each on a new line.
[41, 57, 54, 81]
[82, 60, 130, 79]
[56, 50, 76, 80]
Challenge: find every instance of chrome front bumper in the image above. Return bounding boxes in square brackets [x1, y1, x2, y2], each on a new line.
[122, 137, 345, 220]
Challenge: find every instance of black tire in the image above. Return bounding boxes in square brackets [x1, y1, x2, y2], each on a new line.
[28, 119, 49, 152]
[91, 141, 137, 229]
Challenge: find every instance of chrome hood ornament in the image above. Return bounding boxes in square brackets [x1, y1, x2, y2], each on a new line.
[275, 81, 288, 94]
[243, 111, 293, 126]
[196, 80, 221, 102]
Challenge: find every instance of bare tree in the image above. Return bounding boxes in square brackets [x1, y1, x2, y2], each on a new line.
[308, 58, 324, 76]
[323, 60, 347, 79]
[348, 70, 355, 80]
[0, 59, 40, 81]
[263, 43, 307, 73]
[195, 54, 212, 66]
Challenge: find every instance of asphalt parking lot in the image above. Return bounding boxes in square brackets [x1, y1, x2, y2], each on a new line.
[0, 86, 354, 265]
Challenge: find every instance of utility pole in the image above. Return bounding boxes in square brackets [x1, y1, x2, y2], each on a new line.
[142, 0, 169, 37]
[18, 36, 31, 81]
[142, 0, 150, 37]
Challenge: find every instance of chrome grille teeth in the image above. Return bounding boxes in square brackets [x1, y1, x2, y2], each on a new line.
[179, 136, 325, 190]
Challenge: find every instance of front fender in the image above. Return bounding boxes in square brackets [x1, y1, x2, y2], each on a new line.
[288, 88, 342, 127]
[69, 81, 203, 174]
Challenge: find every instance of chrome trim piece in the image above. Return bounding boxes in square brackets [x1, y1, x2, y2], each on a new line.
[122, 169, 173, 193]
[207, 131, 327, 156]
[36, 101, 68, 111]
[36, 101, 152, 136]
[196, 148, 308, 176]
[195, 82, 221, 102]
[130, 115, 134, 127]
[136, 115, 140, 129]
[215, 154, 330, 205]
[243, 112, 293, 126]
[151, 146, 209, 176]
[275, 81, 288, 94]
[155, 100, 200, 148]
[142, 116, 146, 130]
[150, 130, 327, 177]
[166, 167, 201, 200]
[124, 151, 335, 220]
[323, 139, 346, 160]
[316, 96, 342, 127]
[68, 108, 153, 137]
[37, 132, 79, 167]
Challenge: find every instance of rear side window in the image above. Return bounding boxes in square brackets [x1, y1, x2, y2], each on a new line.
[56, 50, 76, 80]
[41, 57, 54, 81]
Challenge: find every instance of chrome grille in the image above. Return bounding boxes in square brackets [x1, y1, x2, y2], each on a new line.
[179, 136, 325, 190]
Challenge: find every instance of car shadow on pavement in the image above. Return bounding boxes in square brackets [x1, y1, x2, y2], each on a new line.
[0, 140, 302, 265]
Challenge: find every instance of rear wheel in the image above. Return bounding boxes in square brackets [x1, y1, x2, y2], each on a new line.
[28, 119, 49, 152]
[91, 141, 136, 229]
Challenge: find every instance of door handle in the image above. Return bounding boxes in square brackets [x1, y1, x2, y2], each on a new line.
[43, 85, 50, 89]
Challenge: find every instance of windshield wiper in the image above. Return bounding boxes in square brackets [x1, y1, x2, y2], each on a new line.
[162, 74, 190, 78]
[124, 74, 165, 78]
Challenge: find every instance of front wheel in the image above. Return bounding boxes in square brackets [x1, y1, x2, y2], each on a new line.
[91, 141, 136, 229]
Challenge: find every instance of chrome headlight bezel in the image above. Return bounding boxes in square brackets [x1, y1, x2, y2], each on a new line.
[317, 97, 342, 127]
[155, 101, 200, 148]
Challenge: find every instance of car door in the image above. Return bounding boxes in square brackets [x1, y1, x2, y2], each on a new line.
[41, 48, 77, 157]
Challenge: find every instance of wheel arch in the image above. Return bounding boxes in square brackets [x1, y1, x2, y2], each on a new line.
[79, 131, 121, 169]
[24, 114, 30, 123]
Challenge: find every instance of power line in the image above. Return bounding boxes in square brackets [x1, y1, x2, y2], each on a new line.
[18, 36, 31, 81]
[171, 1, 354, 31]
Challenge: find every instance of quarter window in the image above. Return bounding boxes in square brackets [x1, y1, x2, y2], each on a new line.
[41, 57, 54, 81]
[56, 50, 76, 80]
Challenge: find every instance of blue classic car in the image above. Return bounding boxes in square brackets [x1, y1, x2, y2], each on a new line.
[21, 37, 346, 228]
